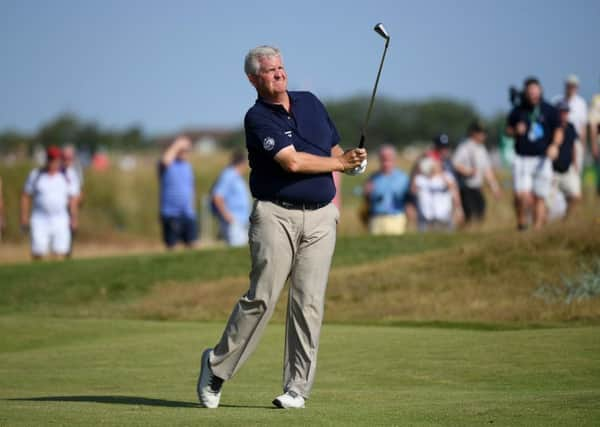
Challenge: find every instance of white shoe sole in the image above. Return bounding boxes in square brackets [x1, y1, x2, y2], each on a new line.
[272, 397, 305, 409]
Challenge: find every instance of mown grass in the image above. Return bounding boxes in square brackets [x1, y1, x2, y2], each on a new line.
[1, 317, 599, 426]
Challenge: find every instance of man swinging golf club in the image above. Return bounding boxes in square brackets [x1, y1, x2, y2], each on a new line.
[197, 25, 388, 410]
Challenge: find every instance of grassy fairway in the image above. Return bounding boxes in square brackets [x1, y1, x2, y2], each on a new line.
[1, 224, 599, 425]
[1, 316, 599, 426]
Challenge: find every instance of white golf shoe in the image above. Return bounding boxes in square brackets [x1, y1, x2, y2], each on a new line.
[196, 348, 224, 409]
[272, 391, 305, 409]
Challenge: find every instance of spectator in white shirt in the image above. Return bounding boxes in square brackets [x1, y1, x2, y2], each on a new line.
[412, 156, 463, 231]
[20, 146, 80, 260]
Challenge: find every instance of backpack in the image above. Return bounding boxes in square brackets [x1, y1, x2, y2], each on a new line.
[31, 167, 71, 197]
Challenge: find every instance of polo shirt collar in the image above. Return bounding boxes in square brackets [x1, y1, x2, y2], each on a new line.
[256, 91, 299, 113]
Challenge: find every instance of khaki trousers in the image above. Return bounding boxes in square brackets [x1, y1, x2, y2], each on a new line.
[210, 200, 339, 398]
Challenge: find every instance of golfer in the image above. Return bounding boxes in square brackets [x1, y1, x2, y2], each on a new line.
[197, 45, 367, 409]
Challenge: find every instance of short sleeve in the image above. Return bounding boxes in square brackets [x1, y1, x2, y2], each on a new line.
[245, 113, 293, 158]
[452, 144, 469, 168]
[479, 148, 492, 172]
[23, 169, 38, 195]
[212, 169, 231, 197]
[66, 169, 81, 196]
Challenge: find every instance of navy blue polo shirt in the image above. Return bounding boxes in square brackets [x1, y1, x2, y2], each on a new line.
[553, 122, 578, 173]
[244, 91, 340, 204]
[508, 100, 558, 156]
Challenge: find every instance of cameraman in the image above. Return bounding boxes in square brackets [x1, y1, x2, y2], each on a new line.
[506, 77, 561, 230]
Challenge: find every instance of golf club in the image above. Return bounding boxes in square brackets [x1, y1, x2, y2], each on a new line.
[358, 22, 390, 149]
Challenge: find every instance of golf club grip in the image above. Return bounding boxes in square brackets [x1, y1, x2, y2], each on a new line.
[358, 134, 365, 148]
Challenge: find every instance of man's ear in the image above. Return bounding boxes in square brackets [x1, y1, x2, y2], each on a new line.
[247, 74, 258, 88]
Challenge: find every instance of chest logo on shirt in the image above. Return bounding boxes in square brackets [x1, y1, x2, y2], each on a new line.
[284, 131, 293, 138]
[263, 137, 275, 151]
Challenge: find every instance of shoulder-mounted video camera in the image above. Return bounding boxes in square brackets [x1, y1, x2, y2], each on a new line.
[509, 86, 524, 108]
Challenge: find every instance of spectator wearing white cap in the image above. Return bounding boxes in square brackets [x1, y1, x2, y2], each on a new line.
[552, 74, 588, 175]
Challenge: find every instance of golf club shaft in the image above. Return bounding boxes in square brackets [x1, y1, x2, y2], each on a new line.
[359, 38, 390, 148]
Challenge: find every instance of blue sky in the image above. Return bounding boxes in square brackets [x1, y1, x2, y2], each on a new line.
[1, 0, 599, 134]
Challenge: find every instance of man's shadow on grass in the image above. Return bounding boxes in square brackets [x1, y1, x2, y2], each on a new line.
[8, 396, 272, 409]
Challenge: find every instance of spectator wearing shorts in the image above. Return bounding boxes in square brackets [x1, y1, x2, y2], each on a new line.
[158, 136, 199, 249]
[364, 145, 410, 235]
[211, 149, 251, 247]
[412, 156, 463, 231]
[506, 77, 561, 230]
[452, 121, 501, 224]
[20, 146, 80, 260]
[551, 101, 581, 218]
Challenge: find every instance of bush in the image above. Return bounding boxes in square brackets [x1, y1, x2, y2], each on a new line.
[534, 258, 600, 304]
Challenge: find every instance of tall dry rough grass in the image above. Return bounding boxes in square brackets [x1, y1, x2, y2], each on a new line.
[130, 217, 600, 325]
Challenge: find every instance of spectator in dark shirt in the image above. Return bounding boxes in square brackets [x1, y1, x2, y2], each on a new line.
[506, 77, 561, 230]
[551, 101, 581, 218]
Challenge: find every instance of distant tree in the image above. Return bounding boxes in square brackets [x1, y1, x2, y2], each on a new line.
[484, 112, 508, 147]
[326, 96, 483, 148]
[120, 126, 145, 149]
[76, 123, 102, 153]
[37, 113, 80, 147]
[221, 130, 245, 150]
[33, 113, 147, 153]
[0, 131, 32, 155]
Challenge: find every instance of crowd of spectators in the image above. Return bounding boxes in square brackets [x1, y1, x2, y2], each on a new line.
[2, 74, 599, 259]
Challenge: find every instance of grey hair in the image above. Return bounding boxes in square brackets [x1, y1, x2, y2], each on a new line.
[244, 45, 282, 76]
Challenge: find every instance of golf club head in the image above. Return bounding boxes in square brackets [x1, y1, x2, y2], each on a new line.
[374, 23, 390, 40]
